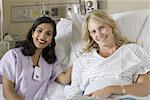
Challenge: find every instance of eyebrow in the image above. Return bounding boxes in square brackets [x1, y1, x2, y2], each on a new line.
[36, 26, 52, 33]
[36, 27, 43, 30]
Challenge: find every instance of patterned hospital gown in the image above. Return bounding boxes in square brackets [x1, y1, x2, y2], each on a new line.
[0, 48, 64, 100]
[64, 44, 150, 99]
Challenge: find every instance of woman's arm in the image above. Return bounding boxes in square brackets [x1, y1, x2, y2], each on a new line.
[88, 73, 149, 97]
[2, 76, 23, 100]
[55, 66, 72, 85]
[118, 73, 149, 96]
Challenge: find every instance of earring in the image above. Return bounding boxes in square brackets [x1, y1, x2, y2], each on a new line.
[49, 44, 51, 47]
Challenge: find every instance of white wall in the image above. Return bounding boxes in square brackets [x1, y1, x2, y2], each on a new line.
[2, 0, 85, 39]
[106, 0, 150, 14]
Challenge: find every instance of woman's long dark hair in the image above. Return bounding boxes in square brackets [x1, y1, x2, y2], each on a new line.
[16, 16, 57, 64]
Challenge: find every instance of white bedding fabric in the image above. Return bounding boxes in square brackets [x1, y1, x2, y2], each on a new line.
[84, 78, 129, 95]
[70, 94, 150, 100]
[0, 85, 5, 100]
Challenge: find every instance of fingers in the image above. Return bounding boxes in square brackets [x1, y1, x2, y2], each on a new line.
[84, 93, 97, 99]
[84, 94, 91, 96]
[85, 93, 102, 100]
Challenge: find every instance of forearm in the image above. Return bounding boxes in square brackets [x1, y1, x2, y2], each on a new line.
[111, 74, 149, 96]
[2, 77, 23, 100]
[3, 83, 23, 100]
[4, 91, 23, 100]
[56, 67, 72, 85]
[123, 83, 149, 96]
[111, 83, 149, 96]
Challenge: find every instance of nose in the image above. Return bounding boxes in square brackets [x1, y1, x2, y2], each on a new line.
[39, 32, 47, 39]
[96, 30, 102, 37]
[95, 30, 105, 39]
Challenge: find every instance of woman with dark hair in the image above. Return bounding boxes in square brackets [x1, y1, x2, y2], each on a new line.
[0, 16, 72, 100]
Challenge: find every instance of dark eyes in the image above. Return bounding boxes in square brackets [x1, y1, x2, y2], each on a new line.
[35, 29, 53, 36]
[90, 26, 105, 34]
[36, 29, 42, 33]
[98, 26, 104, 30]
[91, 30, 96, 34]
[46, 32, 53, 36]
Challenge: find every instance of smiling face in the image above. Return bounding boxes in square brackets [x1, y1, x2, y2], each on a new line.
[88, 19, 116, 48]
[32, 23, 53, 50]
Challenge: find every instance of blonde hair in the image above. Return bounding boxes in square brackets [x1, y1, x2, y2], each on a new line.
[81, 10, 133, 53]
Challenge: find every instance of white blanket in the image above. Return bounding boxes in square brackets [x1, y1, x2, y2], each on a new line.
[84, 78, 150, 100]
[84, 78, 129, 95]
[0, 84, 5, 100]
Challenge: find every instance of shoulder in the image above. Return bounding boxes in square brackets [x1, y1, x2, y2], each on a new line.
[121, 43, 143, 51]
[2, 48, 23, 60]
[78, 49, 96, 59]
[124, 43, 141, 48]
[51, 59, 64, 74]
[51, 59, 63, 69]
[74, 49, 97, 67]
[9, 47, 23, 56]
[121, 43, 149, 56]
[53, 59, 60, 66]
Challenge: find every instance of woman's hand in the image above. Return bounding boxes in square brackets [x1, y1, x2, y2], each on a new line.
[56, 65, 72, 85]
[86, 86, 113, 98]
[2, 76, 24, 100]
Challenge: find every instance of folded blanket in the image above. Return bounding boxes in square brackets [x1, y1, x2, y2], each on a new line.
[84, 78, 129, 95]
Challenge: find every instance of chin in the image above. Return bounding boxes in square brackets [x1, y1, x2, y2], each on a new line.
[36, 45, 47, 49]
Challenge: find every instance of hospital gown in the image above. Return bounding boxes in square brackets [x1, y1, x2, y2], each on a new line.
[64, 44, 150, 99]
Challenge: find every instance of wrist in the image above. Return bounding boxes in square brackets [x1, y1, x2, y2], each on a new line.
[120, 85, 126, 94]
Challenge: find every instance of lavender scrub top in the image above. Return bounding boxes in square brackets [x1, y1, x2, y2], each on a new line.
[0, 48, 64, 100]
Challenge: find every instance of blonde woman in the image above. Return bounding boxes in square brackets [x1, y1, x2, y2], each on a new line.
[64, 10, 150, 99]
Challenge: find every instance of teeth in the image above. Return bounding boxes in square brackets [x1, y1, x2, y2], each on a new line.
[38, 40, 45, 44]
[100, 36, 107, 42]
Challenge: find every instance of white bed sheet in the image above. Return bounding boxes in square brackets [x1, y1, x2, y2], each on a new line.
[70, 95, 150, 100]
[1, 82, 150, 100]
[0, 84, 5, 100]
[82, 78, 150, 100]
[44, 82, 66, 100]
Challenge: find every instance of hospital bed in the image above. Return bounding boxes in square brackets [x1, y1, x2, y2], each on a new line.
[0, 9, 150, 100]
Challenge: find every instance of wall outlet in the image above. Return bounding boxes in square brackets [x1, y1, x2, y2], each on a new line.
[51, 8, 58, 16]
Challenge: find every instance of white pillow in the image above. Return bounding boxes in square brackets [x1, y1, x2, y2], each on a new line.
[112, 9, 150, 41]
[112, 9, 150, 53]
[67, 11, 85, 33]
[45, 19, 72, 100]
[67, 12, 86, 60]
[44, 82, 66, 100]
[55, 18, 72, 67]
[137, 15, 150, 52]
